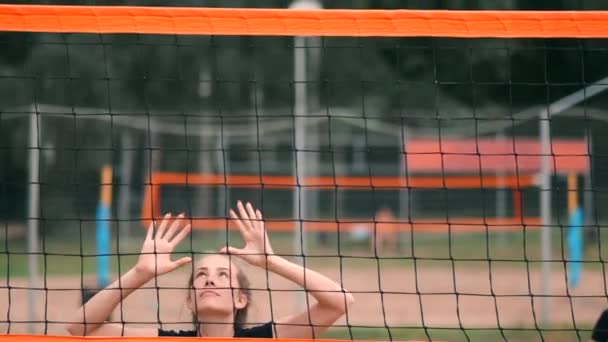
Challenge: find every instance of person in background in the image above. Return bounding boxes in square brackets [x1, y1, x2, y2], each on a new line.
[371, 207, 400, 255]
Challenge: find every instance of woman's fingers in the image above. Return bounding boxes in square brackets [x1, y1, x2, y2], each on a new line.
[255, 209, 264, 230]
[171, 256, 192, 269]
[155, 213, 172, 239]
[170, 223, 192, 247]
[219, 246, 245, 256]
[236, 201, 252, 229]
[232, 201, 265, 241]
[233, 201, 265, 233]
[245, 202, 258, 226]
[145, 221, 154, 241]
[230, 209, 250, 237]
[163, 213, 184, 241]
[245, 202, 256, 219]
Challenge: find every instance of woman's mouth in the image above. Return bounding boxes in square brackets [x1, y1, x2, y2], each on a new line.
[199, 290, 220, 298]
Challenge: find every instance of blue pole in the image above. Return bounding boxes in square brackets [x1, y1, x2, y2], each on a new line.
[97, 165, 113, 289]
[96, 204, 111, 288]
[567, 207, 583, 289]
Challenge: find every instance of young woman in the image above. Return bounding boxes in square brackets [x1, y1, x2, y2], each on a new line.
[371, 207, 400, 254]
[66, 201, 355, 338]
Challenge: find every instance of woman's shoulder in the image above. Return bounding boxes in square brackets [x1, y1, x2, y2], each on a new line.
[158, 328, 197, 337]
[234, 322, 274, 338]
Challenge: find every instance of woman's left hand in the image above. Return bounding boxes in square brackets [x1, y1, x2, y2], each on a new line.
[220, 201, 275, 268]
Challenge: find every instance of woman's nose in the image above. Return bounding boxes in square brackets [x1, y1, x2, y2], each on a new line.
[204, 278, 215, 287]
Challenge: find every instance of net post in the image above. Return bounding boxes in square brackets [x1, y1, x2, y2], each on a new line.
[198, 135, 213, 239]
[118, 132, 134, 242]
[567, 173, 583, 289]
[216, 133, 228, 247]
[27, 105, 41, 334]
[292, 33, 308, 311]
[399, 131, 410, 249]
[289, 0, 323, 312]
[496, 131, 507, 245]
[96, 165, 113, 288]
[539, 107, 552, 326]
[584, 133, 596, 245]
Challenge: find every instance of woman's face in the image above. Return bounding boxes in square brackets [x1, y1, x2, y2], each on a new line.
[189, 255, 247, 319]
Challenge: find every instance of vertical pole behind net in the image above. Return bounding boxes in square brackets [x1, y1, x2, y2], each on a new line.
[293, 35, 307, 310]
[399, 135, 409, 249]
[216, 133, 228, 247]
[496, 132, 507, 245]
[584, 133, 595, 246]
[535, 74, 608, 325]
[118, 132, 134, 242]
[27, 108, 41, 334]
[96, 166, 113, 289]
[539, 108, 552, 326]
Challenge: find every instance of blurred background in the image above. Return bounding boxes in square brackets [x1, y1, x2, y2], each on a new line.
[0, 0, 608, 229]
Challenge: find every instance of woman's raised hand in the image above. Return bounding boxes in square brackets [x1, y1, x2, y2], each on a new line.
[221, 201, 274, 268]
[135, 213, 192, 278]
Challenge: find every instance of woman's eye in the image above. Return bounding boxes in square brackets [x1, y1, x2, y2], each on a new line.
[196, 272, 207, 278]
[219, 271, 228, 278]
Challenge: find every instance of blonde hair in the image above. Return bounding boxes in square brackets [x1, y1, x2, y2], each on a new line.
[185, 255, 252, 330]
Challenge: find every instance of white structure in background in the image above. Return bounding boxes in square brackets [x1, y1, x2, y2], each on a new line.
[537, 75, 608, 325]
[289, 0, 323, 312]
[27, 105, 40, 334]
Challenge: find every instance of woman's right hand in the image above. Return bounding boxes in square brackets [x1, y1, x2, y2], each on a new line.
[135, 213, 192, 279]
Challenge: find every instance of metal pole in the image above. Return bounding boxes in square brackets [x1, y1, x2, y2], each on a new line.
[118, 132, 134, 242]
[96, 166, 113, 288]
[307, 35, 323, 248]
[27, 108, 40, 334]
[216, 133, 227, 246]
[399, 136, 409, 250]
[496, 132, 507, 245]
[293, 34, 307, 257]
[584, 133, 596, 245]
[293, 35, 307, 309]
[540, 108, 552, 326]
[198, 135, 212, 228]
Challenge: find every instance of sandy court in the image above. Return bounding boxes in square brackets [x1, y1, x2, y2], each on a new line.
[1, 262, 607, 336]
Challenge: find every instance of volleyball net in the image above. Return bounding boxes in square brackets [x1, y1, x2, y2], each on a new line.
[1, 4, 608, 342]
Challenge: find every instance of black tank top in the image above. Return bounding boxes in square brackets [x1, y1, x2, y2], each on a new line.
[158, 322, 273, 338]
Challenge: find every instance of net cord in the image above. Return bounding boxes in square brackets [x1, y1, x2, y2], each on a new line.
[0, 5, 608, 37]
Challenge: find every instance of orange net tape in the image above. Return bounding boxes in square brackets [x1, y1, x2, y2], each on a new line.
[1, 5, 608, 37]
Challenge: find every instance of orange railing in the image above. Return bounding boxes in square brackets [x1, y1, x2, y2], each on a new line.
[141, 172, 538, 231]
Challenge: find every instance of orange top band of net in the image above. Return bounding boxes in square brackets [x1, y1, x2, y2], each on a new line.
[0, 5, 608, 37]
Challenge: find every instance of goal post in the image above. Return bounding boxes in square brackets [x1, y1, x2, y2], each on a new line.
[140, 171, 542, 232]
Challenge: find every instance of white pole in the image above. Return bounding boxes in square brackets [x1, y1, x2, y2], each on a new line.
[198, 135, 212, 226]
[27, 108, 40, 334]
[118, 132, 134, 242]
[496, 132, 507, 245]
[584, 133, 595, 244]
[216, 133, 227, 246]
[289, 0, 323, 312]
[539, 108, 552, 326]
[293, 34, 308, 310]
[399, 135, 409, 249]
